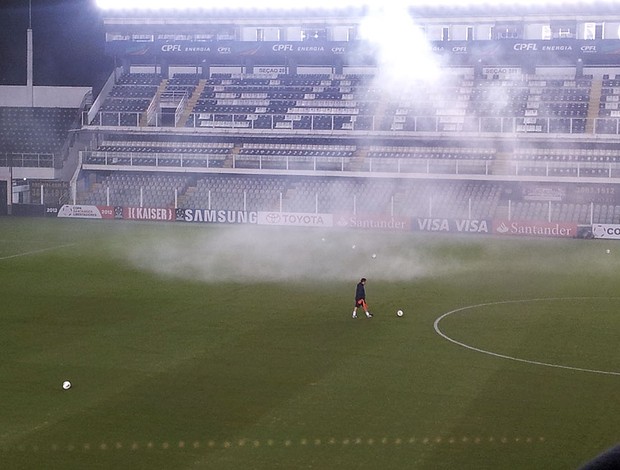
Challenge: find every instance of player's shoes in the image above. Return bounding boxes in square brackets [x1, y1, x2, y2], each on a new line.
[352, 313, 357, 319]
[366, 312, 373, 318]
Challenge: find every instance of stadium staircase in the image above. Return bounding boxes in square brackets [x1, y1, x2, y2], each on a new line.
[177, 79, 207, 127]
[349, 148, 368, 172]
[490, 151, 514, 176]
[585, 78, 602, 134]
[176, 186, 193, 208]
[224, 144, 240, 169]
[142, 79, 169, 126]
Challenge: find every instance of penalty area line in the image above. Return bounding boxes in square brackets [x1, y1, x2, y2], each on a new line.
[0, 243, 78, 261]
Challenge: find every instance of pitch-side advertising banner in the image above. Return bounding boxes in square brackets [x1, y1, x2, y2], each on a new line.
[57, 205, 115, 219]
[257, 211, 333, 228]
[178, 208, 258, 224]
[493, 220, 577, 238]
[335, 213, 411, 231]
[123, 207, 175, 221]
[592, 224, 620, 239]
[411, 217, 490, 234]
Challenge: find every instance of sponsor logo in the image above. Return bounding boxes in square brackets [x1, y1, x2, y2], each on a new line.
[273, 44, 294, 52]
[412, 218, 490, 234]
[592, 224, 620, 239]
[125, 207, 174, 221]
[541, 45, 572, 52]
[57, 205, 113, 219]
[58, 205, 74, 217]
[185, 46, 211, 52]
[257, 211, 333, 227]
[514, 43, 538, 51]
[581, 45, 597, 53]
[182, 209, 257, 224]
[271, 44, 326, 53]
[336, 214, 410, 231]
[493, 220, 576, 238]
[296, 46, 324, 52]
[161, 44, 182, 52]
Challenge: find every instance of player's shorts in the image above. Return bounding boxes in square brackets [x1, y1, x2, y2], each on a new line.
[355, 298, 367, 309]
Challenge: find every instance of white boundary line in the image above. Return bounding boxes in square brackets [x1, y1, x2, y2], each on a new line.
[433, 297, 620, 377]
[0, 243, 77, 261]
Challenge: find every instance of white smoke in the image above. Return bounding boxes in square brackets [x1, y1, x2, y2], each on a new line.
[115, 225, 465, 283]
[358, 2, 445, 98]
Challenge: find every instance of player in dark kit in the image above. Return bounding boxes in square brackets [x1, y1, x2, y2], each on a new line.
[352, 278, 372, 319]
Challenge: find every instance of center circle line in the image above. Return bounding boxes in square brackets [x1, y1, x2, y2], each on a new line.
[433, 297, 620, 377]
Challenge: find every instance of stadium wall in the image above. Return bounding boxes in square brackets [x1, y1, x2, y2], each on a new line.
[0, 86, 91, 108]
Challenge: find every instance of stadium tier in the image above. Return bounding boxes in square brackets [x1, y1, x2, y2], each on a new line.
[87, 71, 600, 134]
[0, 107, 79, 168]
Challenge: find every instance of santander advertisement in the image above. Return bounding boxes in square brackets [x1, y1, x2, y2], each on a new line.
[493, 220, 577, 238]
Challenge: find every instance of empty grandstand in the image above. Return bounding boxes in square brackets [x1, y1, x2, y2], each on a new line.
[3, 1, 620, 234]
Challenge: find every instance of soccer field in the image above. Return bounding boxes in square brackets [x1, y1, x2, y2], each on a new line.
[1, 217, 619, 469]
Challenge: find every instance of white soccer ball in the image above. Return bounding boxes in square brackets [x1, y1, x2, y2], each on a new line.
[396, 310, 404, 317]
[372, 253, 377, 259]
[62, 380, 72, 390]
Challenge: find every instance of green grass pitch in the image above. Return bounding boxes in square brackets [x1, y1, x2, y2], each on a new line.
[1, 217, 619, 469]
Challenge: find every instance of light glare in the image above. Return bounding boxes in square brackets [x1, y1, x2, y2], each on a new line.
[95, 0, 620, 11]
[96, 0, 363, 10]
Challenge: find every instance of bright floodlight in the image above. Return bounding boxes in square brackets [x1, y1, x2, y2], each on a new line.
[95, 0, 620, 10]
[95, 0, 366, 9]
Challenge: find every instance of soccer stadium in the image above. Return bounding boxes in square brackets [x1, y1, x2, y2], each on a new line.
[1, 1, 620, 468]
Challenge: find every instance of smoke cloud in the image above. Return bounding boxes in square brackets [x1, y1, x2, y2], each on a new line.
[359, 2, 446, 98]
[115, 225, 465, 283]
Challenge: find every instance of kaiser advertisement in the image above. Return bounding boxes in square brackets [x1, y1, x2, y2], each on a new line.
[123, 207, 175, 221]
[493, 220, 577, 238]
